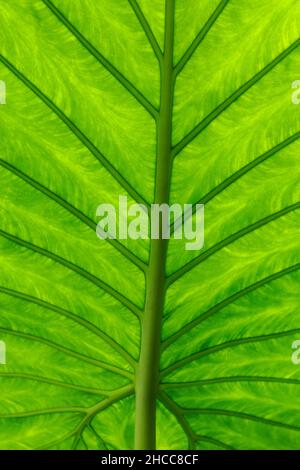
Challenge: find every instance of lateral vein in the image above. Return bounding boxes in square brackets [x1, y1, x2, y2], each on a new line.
[42, 0, 158, 120]
[0, 229, 142, 318]
[161, 328, 300, 377]
[174, 0, 229, 76]
[162, 263, 300, 350]
[0, 372, 107, 395]
[128, 0, 163, 63]
[182, 408, 300, 433]
[170, 131, 300, 235]
[0, 54, 149, 209]
[0, 158, 147, 273]
[161, 376, 300, 388]
[0, 285, 137, 367]
[0, 326, 133, 378]
[158, 390, 197, 450]
[172, 39, 300, 157]
[167, 202, 300, 285]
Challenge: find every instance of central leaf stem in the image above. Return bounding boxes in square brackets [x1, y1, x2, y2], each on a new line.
[135, 0, 175, 450]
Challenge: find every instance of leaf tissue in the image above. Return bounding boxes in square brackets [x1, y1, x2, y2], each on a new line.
[0, 0, 300, 450]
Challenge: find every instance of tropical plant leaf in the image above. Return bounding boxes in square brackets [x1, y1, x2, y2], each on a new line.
[0, 0, 300, 450]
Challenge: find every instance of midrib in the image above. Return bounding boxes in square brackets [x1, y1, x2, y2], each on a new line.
[134, 0, 175, 450]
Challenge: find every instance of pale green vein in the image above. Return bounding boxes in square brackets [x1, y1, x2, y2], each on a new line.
[167, 202, 300, 286]
[0, 54, 149, 209]
[161, 328, 300, 377]
[42, 0, 158, 120]
[162, 376, 300, 389]
[0, 158, 147, 273]
[183, 408, 300, 434]
[0, 286, 137, 367]
[0, 229, 142, 318]
[172, 38, 300, 157]
[170, 131, 300, 235]
[0, 372, 106, 395]
[173, 0, 229, 76]
[0, 327, 133, 379]
[162, 263, 300, 350]
[128, 0, 163, 62]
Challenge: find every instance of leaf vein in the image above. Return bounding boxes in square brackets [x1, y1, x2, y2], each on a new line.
[0, 54, 149, 209]
[170, 131, 300, 236]
[168, 202, 300, 285]
[0, 372, 107, 395]
[161, 328, 300, 377]
[172, 39, 300, 157]
[42, 0, 158, 120]
[162, 376, 300, 389]
[163, 263, 300, 350]
[128, 0, 163, 62]
[174, 0, 229, 75]
[0, 327, 133, 378]
[0, 158, 147, 273]
[183, 408, 300, 433]
[0, 285, 137, 367]
[0, 229, 142, 318]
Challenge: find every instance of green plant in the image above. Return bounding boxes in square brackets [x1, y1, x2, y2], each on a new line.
[0, 0, 300, 450]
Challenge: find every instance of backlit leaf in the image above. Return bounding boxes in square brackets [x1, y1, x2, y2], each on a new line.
[0, 0, 299, 450]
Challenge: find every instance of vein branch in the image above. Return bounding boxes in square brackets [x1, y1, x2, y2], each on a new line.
[173, 0, 229, 77]
[36, 385, 133, 450]
[0, 229, 142, 318]
[158, 390, 235, 450]
[42, 0, 158, 120]
[183, 408, 300, 433]
[172, 39, 300, 157]
[161, 328, 300, 377]
[161, 376, 300, 389]
[128, 0, 163, 63]
[158, 390, 196, 450]
[0, 158, 147, 273]
[167, 202, 300, 286]
[0, 326, 133, 379]
[0, 54, 149, 210]
[72, 384, 134, 449]
[169, 131, 300, 236]
[0, 285, 137, 368]
[162, 263, 300, 350]
[0, 372, 107, 395]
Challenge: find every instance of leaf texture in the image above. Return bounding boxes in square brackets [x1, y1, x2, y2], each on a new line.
[0, 0, 299, 450]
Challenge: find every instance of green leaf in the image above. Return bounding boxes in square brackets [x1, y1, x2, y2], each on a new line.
[0, 0, 300, 450]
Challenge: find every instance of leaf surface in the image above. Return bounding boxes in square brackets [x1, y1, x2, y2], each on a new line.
[0, 0, 299, 450]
